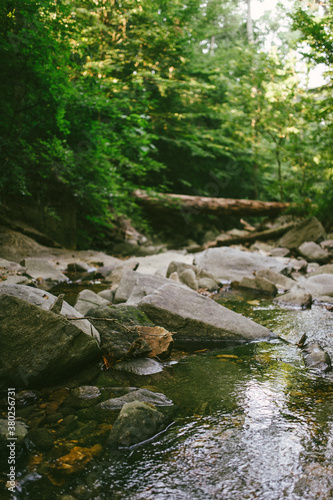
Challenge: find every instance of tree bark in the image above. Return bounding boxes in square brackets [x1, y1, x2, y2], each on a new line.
[205, 222, 296, 248]
[133, 190, 290, 218]
[247, 0, 254, 44]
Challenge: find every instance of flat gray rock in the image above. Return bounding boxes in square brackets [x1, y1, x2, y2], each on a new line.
[113, 358, 164, 375]
[21, 258, 68, 283]
[138, 282, 276, 345]
[0, 258, 25, 273]
[114, 270, 186, 305]
[0, 283, 100, 341]
[193, 247, 289, 282]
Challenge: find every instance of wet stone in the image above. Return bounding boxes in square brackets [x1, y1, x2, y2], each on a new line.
[113, 358, 164, 375]
[98, 389, 173, 410]
[27, 428, 54, 450]
[107, 400, 168, 448]
[302, 342, 332, 372]
[72, 386, 101, 400]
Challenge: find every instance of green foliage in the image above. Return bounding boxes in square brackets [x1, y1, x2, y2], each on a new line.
[1, 0, 333, 246]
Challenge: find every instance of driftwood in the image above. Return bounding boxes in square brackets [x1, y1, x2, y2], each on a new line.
[206, 222, 296, 248]
[133, 190, 290, 218]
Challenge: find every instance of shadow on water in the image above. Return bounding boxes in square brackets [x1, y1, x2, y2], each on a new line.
[2, 289, 333, 499]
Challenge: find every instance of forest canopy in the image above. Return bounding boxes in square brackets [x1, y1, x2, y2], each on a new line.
[0, 0, 332, 246]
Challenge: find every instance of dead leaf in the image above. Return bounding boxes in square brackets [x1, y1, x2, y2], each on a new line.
[28, 453, 44, 471]
[52, 444, 102, 475]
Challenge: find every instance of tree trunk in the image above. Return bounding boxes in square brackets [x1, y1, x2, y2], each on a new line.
[206, 222, 296, 248]
[133, 190, 290, 218]
[247, 0, 254, 44]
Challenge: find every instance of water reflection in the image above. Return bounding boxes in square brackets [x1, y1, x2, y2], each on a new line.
[5, 297, 333, 499]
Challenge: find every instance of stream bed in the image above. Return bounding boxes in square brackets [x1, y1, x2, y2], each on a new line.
[2, 290, 333, 500]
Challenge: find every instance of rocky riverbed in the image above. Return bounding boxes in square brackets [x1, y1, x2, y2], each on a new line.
[1, 216, 333, 499]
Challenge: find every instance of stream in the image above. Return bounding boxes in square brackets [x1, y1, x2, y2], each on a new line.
[2, 289, 333, 500]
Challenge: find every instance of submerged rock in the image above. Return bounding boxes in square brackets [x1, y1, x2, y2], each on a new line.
[302, 342, 332, 372]
[113, 358, 164, 375]
[99, 389, 173, 410]
[72, 386, 101, 400]
[0, 419, 29, 445]
[0, 294, 100, 387]
[107, 401, 168, 448]
[138, 282, 276, 346]
[27, 428, 54, 451]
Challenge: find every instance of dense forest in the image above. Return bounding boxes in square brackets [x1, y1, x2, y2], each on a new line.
[0, 0, 332, 247]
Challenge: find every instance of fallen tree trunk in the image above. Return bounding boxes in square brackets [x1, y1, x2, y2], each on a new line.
[205, 222, 296, 248]
[133, 190, 290, 218]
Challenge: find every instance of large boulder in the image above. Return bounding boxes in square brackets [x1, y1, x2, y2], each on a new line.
[138, 282, 276, 346]
[0, 294, 100, 387]
[107, 401, 168, 448]
[277, 217, 326, 250]
[193, 247, 289, 282]
[0, 283, 100, 341]
[298, 241, 330, 263]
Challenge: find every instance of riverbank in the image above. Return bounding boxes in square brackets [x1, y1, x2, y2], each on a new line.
[1, 216, 333, 498]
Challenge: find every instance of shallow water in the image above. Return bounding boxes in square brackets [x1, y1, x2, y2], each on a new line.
[2, 292, 333, 500]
